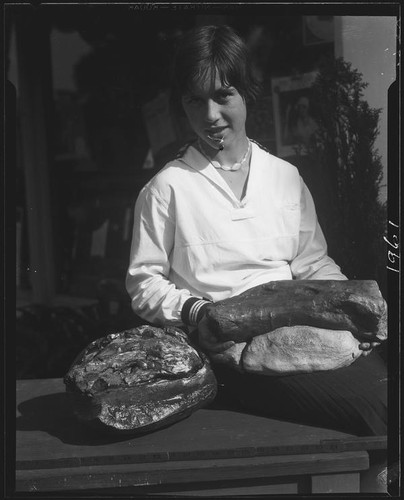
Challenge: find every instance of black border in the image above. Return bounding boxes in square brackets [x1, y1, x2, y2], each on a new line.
[3, 1, 402, 499]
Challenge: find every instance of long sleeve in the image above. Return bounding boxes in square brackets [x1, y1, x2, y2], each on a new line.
[126, 185, 193, 326]
[290, 178, 347, 280]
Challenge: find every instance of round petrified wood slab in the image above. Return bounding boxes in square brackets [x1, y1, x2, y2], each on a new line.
[210, 326, 363, 376]
[242, 326, 362, 375]
[64, 326, 217, 433]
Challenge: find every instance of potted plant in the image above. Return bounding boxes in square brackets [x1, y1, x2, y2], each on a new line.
[302, 57, 387, 288]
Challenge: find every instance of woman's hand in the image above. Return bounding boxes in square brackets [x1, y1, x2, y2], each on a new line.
[197, 316, 235, 353]
[359, 341, 381, 357]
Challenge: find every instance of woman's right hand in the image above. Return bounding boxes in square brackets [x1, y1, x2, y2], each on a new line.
[197, 316, 235, 353]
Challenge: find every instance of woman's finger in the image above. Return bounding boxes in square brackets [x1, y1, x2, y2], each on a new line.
[207, 340, 235, 353]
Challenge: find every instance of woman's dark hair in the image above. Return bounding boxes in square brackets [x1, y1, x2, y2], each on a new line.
[170, 25, 261, 111]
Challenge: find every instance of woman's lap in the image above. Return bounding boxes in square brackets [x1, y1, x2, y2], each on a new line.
[213, 349, 387, 436]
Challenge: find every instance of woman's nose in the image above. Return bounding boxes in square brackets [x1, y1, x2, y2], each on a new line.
[205, 99, 221, 122]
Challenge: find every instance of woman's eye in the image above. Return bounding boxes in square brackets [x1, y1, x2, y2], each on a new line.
[183, 89, 234, 106]
[216, 91, 233, 103]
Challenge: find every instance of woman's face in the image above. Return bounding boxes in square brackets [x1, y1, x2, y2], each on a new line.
[181, 71, 247, 151]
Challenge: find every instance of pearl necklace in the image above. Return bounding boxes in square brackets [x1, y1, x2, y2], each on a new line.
[198, 138, 251, 171]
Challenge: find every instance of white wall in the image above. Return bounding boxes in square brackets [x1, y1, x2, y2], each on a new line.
[7, 27, 92, 95]
[334, 16, 397, 204]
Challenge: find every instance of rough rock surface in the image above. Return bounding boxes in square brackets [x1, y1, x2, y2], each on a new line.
[243, 326, 362, 375]
[64, 325, 217, 433]
[205, 280, 387, 343]
[210, 327, 362, 375]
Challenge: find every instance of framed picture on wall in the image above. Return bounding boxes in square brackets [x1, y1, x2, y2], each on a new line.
[271, 71, 318, 158]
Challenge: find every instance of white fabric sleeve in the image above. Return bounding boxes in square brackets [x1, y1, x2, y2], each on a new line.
[290, 178, 348, 280]
[125, 186, 193, 326]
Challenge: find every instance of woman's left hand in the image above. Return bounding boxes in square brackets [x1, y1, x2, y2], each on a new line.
[359, 341, 381, 356]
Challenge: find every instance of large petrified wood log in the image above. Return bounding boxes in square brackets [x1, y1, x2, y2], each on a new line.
[205, 280, 387, 343]
[64, 325, 217, 433]
[210, 326, 362, 375]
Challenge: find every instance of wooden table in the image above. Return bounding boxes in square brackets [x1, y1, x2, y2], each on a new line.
[16, 378, 386, 496]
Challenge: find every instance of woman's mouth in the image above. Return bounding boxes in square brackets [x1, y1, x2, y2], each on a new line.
[206, 128, 226, 144]
[207, 134, 224, 144]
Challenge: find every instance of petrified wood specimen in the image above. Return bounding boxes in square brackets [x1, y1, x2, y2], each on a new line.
[64, 325, 217, 433]
[205, 280, 387, 343]
[211, 326, 362, 375]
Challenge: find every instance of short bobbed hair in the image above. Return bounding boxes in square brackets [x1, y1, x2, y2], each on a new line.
[171, 25, 261, 110]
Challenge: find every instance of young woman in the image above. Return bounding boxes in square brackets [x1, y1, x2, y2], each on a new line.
[126, 25, 386, 450]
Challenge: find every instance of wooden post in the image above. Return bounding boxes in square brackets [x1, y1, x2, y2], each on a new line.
[15, 8, 55, 303]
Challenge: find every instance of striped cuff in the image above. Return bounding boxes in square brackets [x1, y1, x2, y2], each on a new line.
[181, 297, 211, 326]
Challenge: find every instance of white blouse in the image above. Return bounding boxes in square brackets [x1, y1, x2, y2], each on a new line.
[126, 141, 346, 326]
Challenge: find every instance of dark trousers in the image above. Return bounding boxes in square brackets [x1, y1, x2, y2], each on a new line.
[213, 349, 387, 436]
